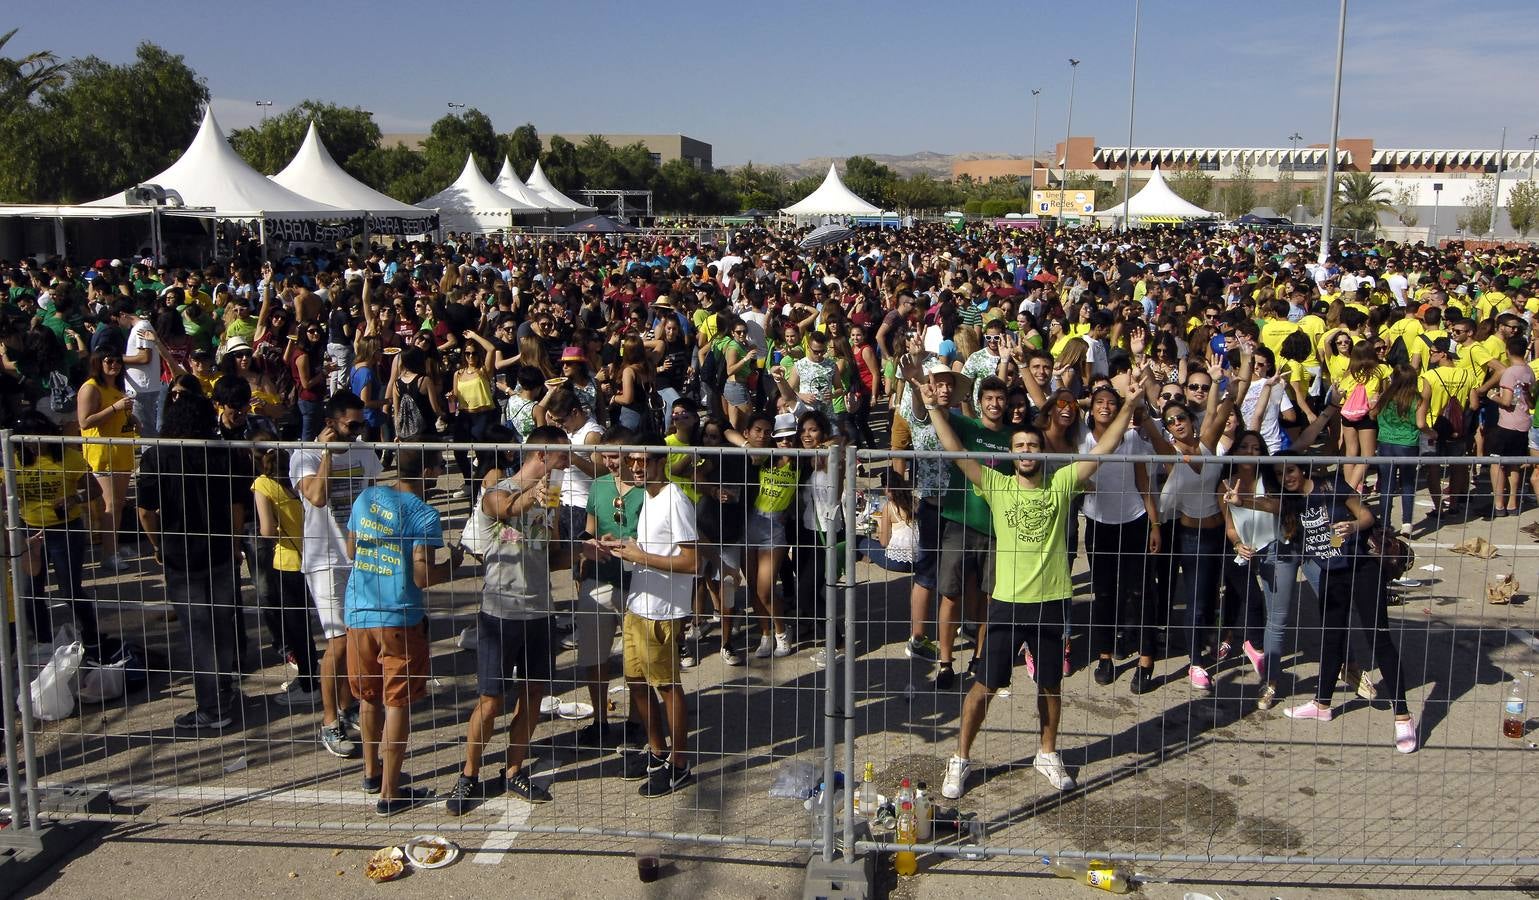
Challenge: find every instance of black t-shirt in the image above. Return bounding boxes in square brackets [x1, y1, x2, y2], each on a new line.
[1297, 474, 1366, 571]
[136, 444, 252, 572]
[327, 306, 352, 346]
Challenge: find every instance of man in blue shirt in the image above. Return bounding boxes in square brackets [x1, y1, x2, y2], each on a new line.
[344, 447, 464, 815]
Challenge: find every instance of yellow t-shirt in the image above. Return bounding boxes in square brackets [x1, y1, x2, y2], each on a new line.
[664, 433, 703, 503]
[1259, 318, 1300, 359]
[252, 474, 304, 572]
[1458, 339, 1495, 386]
[15, 448, 89, 528]
[1336, 363, 1391, 404]
[1420, 364, 1472, 421]
[1295, 315, 1326, 368]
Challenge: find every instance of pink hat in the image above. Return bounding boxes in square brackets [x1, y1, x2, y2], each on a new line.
[560, 346, 585, 363]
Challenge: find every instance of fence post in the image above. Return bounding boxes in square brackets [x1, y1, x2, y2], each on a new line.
[0, 429, 42, 839]
[840, 444, 859, 863]
[818, 443, 840, 863]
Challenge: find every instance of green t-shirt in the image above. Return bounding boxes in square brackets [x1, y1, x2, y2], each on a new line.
[941, 413, 1012, 534]
[978, 464, 1082, 604]
[1377, 399, 1419, 447]
[586, 473, 644, 585]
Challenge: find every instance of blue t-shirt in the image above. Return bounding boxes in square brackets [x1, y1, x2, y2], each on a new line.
[350, 364, 384, 426]
[344, 485, 444, 628]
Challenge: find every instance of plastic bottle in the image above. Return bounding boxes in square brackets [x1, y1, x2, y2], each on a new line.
[895, 776, 914, 810]
[857, 762, 877, 821]
[894, 801, 918, 876]
[1505, 679, 1528, 739]
[913, 781, 933, 841]
[1043, 857, 1132, 894]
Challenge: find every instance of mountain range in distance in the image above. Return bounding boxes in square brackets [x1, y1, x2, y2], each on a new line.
[731, 150, 1036, 180]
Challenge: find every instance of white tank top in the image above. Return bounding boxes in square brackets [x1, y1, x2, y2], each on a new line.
[560, 419, 603, 509]
[1228, 477, 1279, 551]
[1160, 444, 1221, 520]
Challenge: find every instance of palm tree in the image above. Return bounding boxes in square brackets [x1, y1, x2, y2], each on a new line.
[1334, 172, 1394, 233]
[0, 28, 65, 110]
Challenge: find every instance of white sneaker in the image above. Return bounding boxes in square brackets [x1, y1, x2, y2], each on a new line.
[681, 651, 698, 669]
[754, 635, 773, 659]
[811, 648, 845, 669]
[772, 631, 794, 657]
[1034, 751, 1076, 791]
[941, 754, 971, 800]
[720, 646, 745, 667]
[452, 488, 469, 500]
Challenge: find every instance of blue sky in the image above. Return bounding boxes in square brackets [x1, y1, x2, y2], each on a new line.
[9, 0, 1539, 165]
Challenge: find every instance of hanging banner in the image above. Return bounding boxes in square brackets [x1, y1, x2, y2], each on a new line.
[1032, 190, 1097, 217]
[262, 217, 363, 244]
[367, 213, 440, 235]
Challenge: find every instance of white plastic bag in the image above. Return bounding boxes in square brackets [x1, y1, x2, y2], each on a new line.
[27, 641, 85, 721]
[78, 658, 127, 704]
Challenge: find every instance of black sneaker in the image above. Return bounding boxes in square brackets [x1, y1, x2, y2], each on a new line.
[375, 786, 433, 817]
[1094, 657, 1115, 686]
[622, 749, 668, 781]
[444, 774, 484, 816]
[618, 721, 648, 750]
[361, 770, 413, 796]
[504, 766, 552, 804]
[934, 663, 956, 690]
[639, 762, 693, 798]
[174, 709, 232, 731]
[572, 721, 617, 752]
[1130, 665, 1155, 695]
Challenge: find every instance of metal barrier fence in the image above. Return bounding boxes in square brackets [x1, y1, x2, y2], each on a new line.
[1, 434, 1537, 890]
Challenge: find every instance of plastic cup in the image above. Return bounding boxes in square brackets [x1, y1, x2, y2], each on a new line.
[635, 842, 663, 883]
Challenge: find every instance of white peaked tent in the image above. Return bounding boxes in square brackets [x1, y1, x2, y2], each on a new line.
[524, 160, 597, 213]
[86, 108, 346, 218]
[273, 122, 428, 216]
[1094, 166, 1217, 223]
[781, 163, 883, 217]
[419, 155, 544, 234]
[493, 157, 562, 213]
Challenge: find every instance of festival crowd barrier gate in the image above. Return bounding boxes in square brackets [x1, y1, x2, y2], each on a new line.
[1, 435, 1537, 892]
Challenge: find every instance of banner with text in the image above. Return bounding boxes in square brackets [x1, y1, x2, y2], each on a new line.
[262, 217, 363, 244]
[1032, 190, 1097, 217]
[367, 213, 440, 235]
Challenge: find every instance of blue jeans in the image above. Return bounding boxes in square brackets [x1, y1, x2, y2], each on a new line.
[1175, 521, 1226, 667]
[297, 398, 324, 441]
[129, 388, 164, 438]
[1377, 442, 1419, 528]
[1229, 543, 1301, 681]
[23, 518, 99, 654]
[857, 535, 914, 573]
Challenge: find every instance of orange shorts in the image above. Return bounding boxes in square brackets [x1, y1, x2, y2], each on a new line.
[346, 625, 430, 708]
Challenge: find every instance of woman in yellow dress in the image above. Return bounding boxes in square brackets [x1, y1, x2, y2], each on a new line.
[76, 351, 135, 572]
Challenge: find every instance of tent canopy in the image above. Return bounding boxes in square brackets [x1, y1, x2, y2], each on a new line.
[85, 108, 348, 219]
[563, 215, 636, 234]
[418, 155, 543, 234]
[273, 122, 428, 215]
[524, 161, 596, 213]
[1094, 167, 1216, 222]
[493, 157, 562, 212]
[781, 163, 883, 216]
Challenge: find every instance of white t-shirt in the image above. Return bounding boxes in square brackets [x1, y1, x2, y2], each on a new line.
[123, 319, 161, 394]
[1241, 380, 1294, 454]
[625, 482, 698, 621]
[561, 419, 603, 510]
[1386, 273, 1409, 305]
[289, 447, 383, 573]
[1080, 429, 1151, 525]
[741, 309, 769, 355]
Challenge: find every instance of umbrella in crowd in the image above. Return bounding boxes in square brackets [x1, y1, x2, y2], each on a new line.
[797, 223, 855, 250]
[562, 215, 637, 234]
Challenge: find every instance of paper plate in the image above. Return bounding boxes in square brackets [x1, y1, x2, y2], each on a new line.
[557, 701, 594, 720]
[539, 695, 561, 715]
[545, 377, 569, 388]
[403, 835, 459, 869]
[383, 347, 401, 355]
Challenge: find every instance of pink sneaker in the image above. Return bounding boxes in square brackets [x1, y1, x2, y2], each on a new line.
[1216, 641, 1233, 662]
[1023, 646, 1036, 681]
[1283, 700, 1333, 721]
[1394, 717, 1418, 754]
[1062, 643, 1072, 677]
[1242, 640, 1265, 679]
[1189, 665, 1212, 691]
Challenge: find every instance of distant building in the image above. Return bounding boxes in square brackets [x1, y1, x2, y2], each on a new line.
[380, 132, 713, 173]
[549, 134, 712, 172]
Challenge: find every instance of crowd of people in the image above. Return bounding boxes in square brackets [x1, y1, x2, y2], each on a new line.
[2, 220, 1533, 812]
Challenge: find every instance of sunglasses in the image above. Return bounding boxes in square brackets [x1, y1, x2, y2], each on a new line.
[1185, 382, 1211, 391]
[612, 495, 625, 527]
[1164, 414, 1191, 425]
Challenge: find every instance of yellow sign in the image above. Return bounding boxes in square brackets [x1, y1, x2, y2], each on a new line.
[1033, 190, 1097, 217]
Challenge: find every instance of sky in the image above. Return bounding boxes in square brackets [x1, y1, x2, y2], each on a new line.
[9, 0, 1539, 167]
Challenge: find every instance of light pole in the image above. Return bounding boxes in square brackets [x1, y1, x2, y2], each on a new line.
[1031, 88, 1041, 195]
[255, 99, 273, 122]
[1492, 126, 1507, 236]
[1289, 132, 1303, 155]
[1431, 182, 1442, 245]
[1287, 132, 1304, 219]
[1059, 58, 1081, 230]
[1529, 134, 1538, 180]
[446, 101, 466, 110]
[1318, 0, 1347, 262]
[1121, 0, 1141, 232]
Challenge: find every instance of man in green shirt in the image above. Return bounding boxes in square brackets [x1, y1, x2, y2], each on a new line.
[927, 372, 1143, 801]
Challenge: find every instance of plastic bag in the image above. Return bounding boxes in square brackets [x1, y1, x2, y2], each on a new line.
[768, 759, 821, 800]
[27, 641, 85, 721]
[78, 658, 127, 703]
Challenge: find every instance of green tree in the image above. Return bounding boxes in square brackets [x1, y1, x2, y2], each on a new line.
[1168, 168, 1215, 209]
[1333, 172, 1394, 233]
[842, 156, 898, 208]
[1269, 169, 1299, 218]
[1218, 160, 1258, 218]
[1391, 184, 1419, 227]
[501, 123, 541, 179]
[891, 173, 959, 212]
[0, 27, 65, 110]
[1458, 176, 1495, 236]
[1061, 172, 1119, 212]
[1507, 180, 1539, 237]
[386, 108, 500, 202]
[540, 135, 582, 192]
[0, 42, 208, 203]
[228, 100, 381, 176]
[349, 144, 428, 203]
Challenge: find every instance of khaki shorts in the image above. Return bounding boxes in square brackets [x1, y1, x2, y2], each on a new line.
[577, 579, 624, 670]
[347, 624, 430, 708]
[622, 612, 682, 688]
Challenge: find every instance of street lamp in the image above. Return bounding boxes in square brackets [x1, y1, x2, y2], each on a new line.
[255, 99, 273, 122]
[1121, 0, 1141, 233]
[1031, 89, 1041, 194]
[1318, 0, 1347, 262]
[1059, 58, 1081, 230]
[446, 101, 466, 109]
[1529, 133, 1538, 180]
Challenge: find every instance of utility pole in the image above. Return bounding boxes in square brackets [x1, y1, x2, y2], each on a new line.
[1121, 0, 1141, 232]
[1492, 126, 1507, 236]
[1059, 58, 1081, 230]
[1318, 0, 1348, 262]
[1031, 89, 1041, 195]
